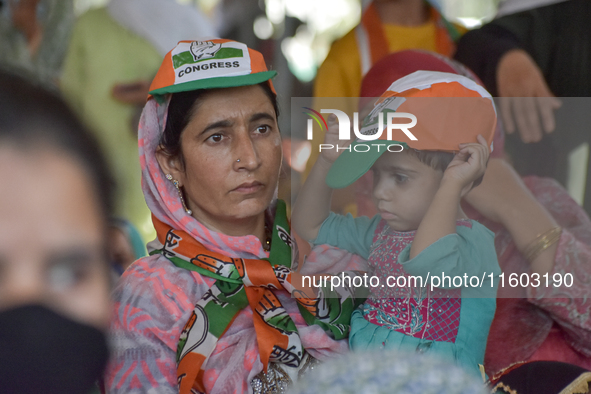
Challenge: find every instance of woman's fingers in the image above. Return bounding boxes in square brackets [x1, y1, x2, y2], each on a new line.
[513, 98, 541, 143]
[496, 49, 561, 142]
[500, 97, 560, 142]
[500, 98, 516, 134]
[525, 97, 543, 142]
[539, 96, 562, 134]
[510, 97, 561, 143]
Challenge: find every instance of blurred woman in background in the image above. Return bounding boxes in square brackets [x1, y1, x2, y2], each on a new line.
[0, 69, 113, 394]
[0, 0, 74, 84]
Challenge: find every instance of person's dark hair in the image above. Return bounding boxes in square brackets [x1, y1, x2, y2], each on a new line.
[0, 70, 114, 218]
[160, 82, 279, 167]
[405, 149, 454, 172]
[404, 148, 484, 187]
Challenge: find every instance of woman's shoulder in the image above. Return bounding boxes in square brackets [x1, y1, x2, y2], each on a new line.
[112, 255, 212, 323]
[118, 254, 194, 288]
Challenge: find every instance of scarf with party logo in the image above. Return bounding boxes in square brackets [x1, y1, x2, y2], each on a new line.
[151, 199, 366, 394]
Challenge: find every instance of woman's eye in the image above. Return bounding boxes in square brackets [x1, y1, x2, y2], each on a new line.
[47, 260, 89, 292]
[207, 133, 224, 143]
[46, 250, 100, 292]
[255, 125, 270, 134]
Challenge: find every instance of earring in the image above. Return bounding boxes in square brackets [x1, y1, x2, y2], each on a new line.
[165, 174, 192, 215]
[236, 159, 241, 162]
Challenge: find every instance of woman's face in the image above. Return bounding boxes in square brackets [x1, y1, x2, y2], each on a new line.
[159, 85, 282, 234]
[0, 146, 111, 329]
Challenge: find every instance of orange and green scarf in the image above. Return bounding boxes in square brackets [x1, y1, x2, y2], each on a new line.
[152, 200, 366, 393]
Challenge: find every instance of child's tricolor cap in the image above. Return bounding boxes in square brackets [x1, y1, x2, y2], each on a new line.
[148, 38, 276, 99]
[326, 71, 497, 189]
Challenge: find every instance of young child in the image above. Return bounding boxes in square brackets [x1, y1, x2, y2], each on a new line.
[293, 71, 501, 377]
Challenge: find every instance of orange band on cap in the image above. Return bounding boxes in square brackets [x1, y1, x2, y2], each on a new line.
[149, 51, 175, 94]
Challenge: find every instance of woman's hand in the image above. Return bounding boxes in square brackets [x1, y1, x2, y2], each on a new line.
[496, 49, 562, 143]
[442, 135, 490, 198]
[464, 158, 559, 274]
[111, 80, 151, 105]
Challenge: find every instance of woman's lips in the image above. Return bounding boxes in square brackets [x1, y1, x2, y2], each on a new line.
[232, 181, 264, 194]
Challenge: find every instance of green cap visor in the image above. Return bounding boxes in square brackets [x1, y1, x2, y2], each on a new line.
[326, 140, 409, 189]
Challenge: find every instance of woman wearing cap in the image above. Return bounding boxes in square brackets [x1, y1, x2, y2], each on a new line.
[103, 39, 358, 394]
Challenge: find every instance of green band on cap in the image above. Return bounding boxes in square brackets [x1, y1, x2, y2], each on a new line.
[149, 71, 277, 98]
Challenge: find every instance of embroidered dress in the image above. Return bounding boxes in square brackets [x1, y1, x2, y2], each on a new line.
[314, 212, 500, 377]
[363, 221, 462, 342]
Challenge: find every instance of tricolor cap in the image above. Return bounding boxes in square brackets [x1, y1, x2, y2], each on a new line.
[148, 38, 276, 99]
[326, 71, 497, 189]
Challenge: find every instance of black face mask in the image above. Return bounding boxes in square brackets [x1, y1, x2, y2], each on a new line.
[0, 304, 109, 394]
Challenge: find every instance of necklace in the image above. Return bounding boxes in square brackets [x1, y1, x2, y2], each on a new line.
[263, 224, 272, 252]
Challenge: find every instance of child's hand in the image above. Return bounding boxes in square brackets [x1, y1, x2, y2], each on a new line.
[442, 135, 490, 197]
[319, 114, 352, 165]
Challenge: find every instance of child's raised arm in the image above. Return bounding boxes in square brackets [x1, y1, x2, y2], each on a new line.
[292, 115, 346, 242]
[409, 135, 490, 259]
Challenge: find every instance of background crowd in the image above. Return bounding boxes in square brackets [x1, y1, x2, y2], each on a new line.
[0, 0, 590, 393]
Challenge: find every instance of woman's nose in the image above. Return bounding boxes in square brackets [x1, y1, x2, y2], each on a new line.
[233, 133, 261, 171]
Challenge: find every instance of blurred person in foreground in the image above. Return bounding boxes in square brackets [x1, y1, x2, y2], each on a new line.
[358, 50, 591, 394]
[0, 70, 113, 393]
[289, 350, 488, 394]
